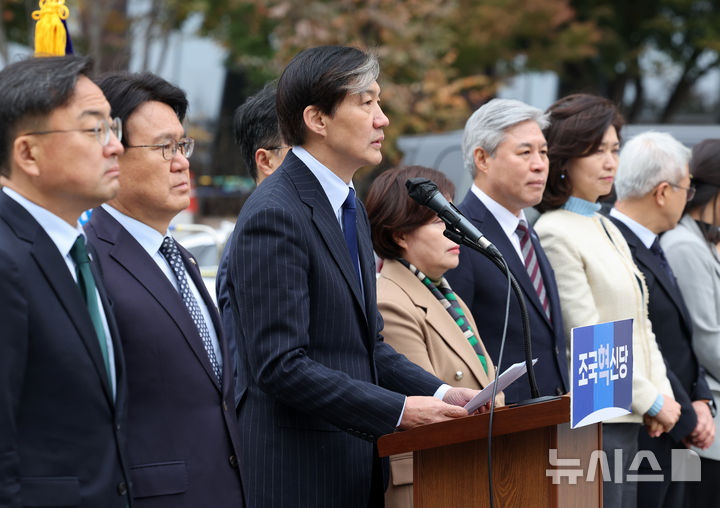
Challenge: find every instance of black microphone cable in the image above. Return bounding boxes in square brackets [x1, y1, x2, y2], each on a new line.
[486, 253, 512, 508]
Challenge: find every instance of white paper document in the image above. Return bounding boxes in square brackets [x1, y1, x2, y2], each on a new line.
[463, 358, 538, 413]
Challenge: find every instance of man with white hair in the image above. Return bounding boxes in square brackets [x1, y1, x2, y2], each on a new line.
[609, 131, 715, 508]
[445, 98, 569, 403]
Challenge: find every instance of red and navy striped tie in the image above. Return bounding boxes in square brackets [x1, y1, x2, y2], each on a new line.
[516, 220, 551, 321]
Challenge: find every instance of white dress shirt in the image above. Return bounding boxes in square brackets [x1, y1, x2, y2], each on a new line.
[470, 184, 528, 262]
[610, 208, 657, 250]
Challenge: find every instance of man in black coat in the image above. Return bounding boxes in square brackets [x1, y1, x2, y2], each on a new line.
[609, 131, 715, 507]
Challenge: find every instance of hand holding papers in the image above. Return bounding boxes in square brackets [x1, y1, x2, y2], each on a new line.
[464, 359, 538, 413]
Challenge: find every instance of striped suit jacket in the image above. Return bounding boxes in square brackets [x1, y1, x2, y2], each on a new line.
[226, 151, 443, 508]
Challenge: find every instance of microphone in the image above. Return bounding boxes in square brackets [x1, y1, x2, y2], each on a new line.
[406, 177, 502, 258]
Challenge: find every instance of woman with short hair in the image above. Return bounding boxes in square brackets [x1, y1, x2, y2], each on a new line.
[366, 165, 502, 508]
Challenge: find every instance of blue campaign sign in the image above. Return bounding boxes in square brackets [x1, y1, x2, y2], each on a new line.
[571, 318, 633, 428]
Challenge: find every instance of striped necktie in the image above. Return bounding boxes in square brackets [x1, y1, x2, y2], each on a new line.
[516, 220, 551, 321]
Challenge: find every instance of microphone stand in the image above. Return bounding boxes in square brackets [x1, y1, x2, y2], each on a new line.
[444, 228, 559, 405]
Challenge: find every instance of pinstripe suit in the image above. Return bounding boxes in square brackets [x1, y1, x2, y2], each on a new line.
[226, 151, 443, 507]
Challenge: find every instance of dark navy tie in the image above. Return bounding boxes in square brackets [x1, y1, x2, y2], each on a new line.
[160, 236, 222, 384]
[650, 237, 677, 288]
[342, 187, 362, 286]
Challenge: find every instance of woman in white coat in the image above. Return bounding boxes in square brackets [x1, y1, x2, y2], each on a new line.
[661, 139, 720, 507]
[533, 94, 680, 508]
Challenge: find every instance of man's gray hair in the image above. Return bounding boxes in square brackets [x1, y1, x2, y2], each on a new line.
[462, 98, 549, 177]
[343, 53, 379, 95]
[615, 131, 691, 200]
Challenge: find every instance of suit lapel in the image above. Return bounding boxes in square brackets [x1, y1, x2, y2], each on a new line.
[383, 260, 490, 387]
[463, 195, 552, 325]
[181, 245, 229, 392]
[287, 153, 367, 319]
[0, 194, 115, 404]
[612, 217, 693, 335]
[92, 207, 222, 391]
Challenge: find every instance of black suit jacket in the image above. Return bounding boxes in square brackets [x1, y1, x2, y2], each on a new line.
[445, 192, 569, 403]
[609, 215, 712, 445]
[0, 192, 131, 508]
[85, 207, 245, 508]
[226, 151, 444, 508]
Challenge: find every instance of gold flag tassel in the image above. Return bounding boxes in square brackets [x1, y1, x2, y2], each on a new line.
[32, 0, 70, 57]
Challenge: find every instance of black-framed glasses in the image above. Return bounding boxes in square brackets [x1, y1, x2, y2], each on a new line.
[667, 181, 696, 201]
[126, 137, 195, 161]
[264, 145, 290, 152]
[22, 117, 122, 147]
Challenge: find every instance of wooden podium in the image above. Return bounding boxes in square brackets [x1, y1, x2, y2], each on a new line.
[377, 395, 601, 508]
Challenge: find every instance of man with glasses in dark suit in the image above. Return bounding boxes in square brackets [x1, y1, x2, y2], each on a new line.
[0, 55, 131, 507]
[85, 72, 245, 508]
[609, 131, 715, 508]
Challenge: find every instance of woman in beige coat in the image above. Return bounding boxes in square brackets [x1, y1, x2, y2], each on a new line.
[366, 165, 502, 508]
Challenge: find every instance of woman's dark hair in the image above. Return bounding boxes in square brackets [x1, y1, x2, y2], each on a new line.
[687, 139, 720, 243]
[366, 165, 455, 259]
[537, 93, 624, 212]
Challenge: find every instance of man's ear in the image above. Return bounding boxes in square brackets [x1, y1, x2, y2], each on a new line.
[255, 149, 275, 178]
[12, 135, 41, 178]
[654, 182, 670, 206]
[303, 105, 328, 138]
[473, 146, 491, 176]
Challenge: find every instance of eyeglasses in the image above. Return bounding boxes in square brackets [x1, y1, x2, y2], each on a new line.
[264, 145, 290, 152]
[667, 181, 696, 201]
[125, 137, 195, 161]
[22, 117, 122, 146]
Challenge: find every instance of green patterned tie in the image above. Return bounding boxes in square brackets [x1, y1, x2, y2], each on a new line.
[69, 236, 112, 385]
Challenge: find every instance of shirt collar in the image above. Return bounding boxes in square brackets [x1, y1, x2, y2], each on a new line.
[561, 196, 601, 217]
[3, 187, 84, 258]
[470, 184, 527, 238]
[102, 203, 168, 257]
[293, 146, 354, 219]
[609, 207, 657, 249]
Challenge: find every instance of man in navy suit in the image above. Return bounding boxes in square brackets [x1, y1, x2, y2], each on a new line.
[609, 131, 715, 507]
[0, 56, 131, 507]
[85, 72, 245, 507]
[445, 98, 569, 403]
[215, 83, 289, 407]
[226, 45, 478, 508]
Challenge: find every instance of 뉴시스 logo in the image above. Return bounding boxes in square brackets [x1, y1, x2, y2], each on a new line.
[546, 448, 701, 484]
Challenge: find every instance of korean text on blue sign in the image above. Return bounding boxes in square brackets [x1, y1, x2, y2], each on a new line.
[571, 318, 633, 428]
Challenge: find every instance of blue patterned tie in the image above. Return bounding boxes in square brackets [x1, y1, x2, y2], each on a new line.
[160, 236, 222, 384]
[342, 187, 362, 286]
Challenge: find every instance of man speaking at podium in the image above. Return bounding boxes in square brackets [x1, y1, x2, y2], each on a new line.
[226, 45, 479, 508]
